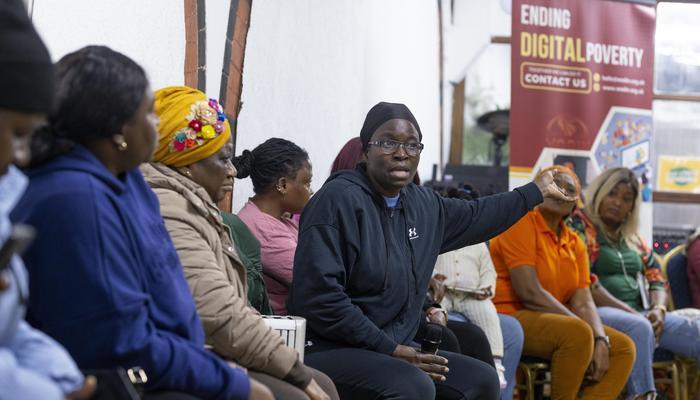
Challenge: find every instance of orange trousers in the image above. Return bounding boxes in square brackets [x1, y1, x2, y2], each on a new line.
[513, 310, 635, 400]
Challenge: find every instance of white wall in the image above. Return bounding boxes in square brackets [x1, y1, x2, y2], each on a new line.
[31, 0, 185, 92]
[232, 0, 440, 210]
[30, 0, 442, 212]
[205, 0, 229, 98]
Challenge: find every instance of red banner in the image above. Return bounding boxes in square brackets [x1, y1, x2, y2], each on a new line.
[510, 0, 655, 185]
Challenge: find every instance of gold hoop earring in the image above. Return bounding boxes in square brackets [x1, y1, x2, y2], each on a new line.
[114, 134, 128, 151]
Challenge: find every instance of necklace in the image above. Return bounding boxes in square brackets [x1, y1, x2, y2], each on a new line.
[603, 228, 638, 290]
[613, 242, 639, 290]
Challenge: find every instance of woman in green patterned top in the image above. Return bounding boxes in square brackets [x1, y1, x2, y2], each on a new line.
[569, 167, 700, 399]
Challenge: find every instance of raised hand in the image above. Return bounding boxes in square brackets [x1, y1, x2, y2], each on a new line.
[534, 170, 578, 203]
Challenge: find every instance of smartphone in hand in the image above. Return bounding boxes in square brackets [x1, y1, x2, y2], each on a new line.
[0, 224, 36, 272]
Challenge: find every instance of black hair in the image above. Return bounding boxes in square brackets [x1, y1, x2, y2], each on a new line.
[233, 138, 309, 194]
[446, 184, 480, 201]
[30, 45, 148, 165]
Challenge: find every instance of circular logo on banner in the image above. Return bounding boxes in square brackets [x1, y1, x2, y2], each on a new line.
[668, 167, 695, 186]
[545, 115, 589, 148]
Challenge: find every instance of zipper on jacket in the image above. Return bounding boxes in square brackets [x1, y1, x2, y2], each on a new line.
[402, 211, 419, 295]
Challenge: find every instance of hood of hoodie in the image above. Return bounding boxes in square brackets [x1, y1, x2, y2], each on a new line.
[26, 145, 130, 195]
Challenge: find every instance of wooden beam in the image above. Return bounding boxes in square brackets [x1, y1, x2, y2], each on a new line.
[490, 36, 511, 45]
[653, 93, 700, 103]
[218, 0, 253, 212]
[183, 0, 206, 91]
[449, 79, 466, 164]
[653, 191, 700, 204]
[219, 0, 252, 122]
[196, 0, 206, 90]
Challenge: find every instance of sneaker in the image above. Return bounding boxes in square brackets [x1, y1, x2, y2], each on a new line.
[494, 359, 507, 390]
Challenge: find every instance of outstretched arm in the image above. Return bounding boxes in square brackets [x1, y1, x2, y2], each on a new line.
[441, 171, 575, 252]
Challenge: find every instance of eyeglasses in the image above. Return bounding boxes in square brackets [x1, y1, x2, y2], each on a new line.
[367, 140, 424, 157]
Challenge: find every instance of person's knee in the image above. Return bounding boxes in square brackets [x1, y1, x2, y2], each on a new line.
[374, 365, 434, 399]
[401, 370, 435, 399]
[561, 317, 594, 351]
[440, 354, 500, 400]
[626, 315, 655, 342]
[466, 365, 500, 400]
[500, 314, 524, 352]
[610, 329, 636, 364]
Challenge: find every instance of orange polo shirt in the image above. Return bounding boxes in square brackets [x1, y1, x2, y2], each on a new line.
[490, 209, 590, 314]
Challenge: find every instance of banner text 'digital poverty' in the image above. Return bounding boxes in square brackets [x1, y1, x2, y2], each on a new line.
[519, 4, 644, 69]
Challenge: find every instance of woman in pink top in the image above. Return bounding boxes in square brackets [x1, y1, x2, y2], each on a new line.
[235, 138, 313, 314]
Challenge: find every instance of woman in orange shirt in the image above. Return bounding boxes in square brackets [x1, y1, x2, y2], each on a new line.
[490, 166, 634, 400]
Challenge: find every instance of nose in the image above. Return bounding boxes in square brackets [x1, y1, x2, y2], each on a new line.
[226, 159, 237, 178]
[393, 144, 409, 159]
[12, 135, 31, 167]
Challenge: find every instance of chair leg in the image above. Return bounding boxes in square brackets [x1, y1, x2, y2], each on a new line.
[672, 362, 683, 400]
[523, 366, 535, 400]
[693, 371, 700, 398]
[680, 362, 689, 400]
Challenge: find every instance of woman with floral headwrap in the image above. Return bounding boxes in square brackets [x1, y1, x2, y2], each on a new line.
[142, 86, 338, 400]
[569, 167, 700, 399]
[490, 165, 635, 400]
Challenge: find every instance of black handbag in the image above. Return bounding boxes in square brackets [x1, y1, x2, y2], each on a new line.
[82, 367, 147, 400]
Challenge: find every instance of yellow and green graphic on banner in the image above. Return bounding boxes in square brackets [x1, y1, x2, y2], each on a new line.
[657, 156, 700, 192]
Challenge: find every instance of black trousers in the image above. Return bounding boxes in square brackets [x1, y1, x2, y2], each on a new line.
[143, 392, 201, 400]
[415, 318, 495, 368]
[304, 343, 500, 400]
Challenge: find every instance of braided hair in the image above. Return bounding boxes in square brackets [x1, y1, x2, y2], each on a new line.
[233, 138, 309, 194]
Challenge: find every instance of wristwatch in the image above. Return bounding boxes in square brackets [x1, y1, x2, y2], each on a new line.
[594, 335, 611, 349]
[426, 307, 448, 321]
[652, 304, 667, 314]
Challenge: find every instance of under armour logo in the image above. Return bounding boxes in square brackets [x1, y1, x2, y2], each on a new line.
[408, 227, 419, 240]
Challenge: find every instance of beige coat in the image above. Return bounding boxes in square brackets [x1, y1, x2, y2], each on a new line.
[141, 163, 297, 379]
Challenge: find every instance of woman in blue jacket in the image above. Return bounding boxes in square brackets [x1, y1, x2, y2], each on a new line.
[12, 46, 271, 400]
[0, 1, 94, 399]
[287, 102, 574, 400]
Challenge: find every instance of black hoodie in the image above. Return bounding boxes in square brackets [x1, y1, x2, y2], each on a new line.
[287, 166, 542, 354]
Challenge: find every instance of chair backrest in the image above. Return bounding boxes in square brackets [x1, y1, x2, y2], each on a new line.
[261, 315, 307, 361]
[665, 246, 691, 310]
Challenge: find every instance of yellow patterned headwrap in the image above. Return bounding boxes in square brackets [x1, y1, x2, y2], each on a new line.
[153, 86, 231, 167]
